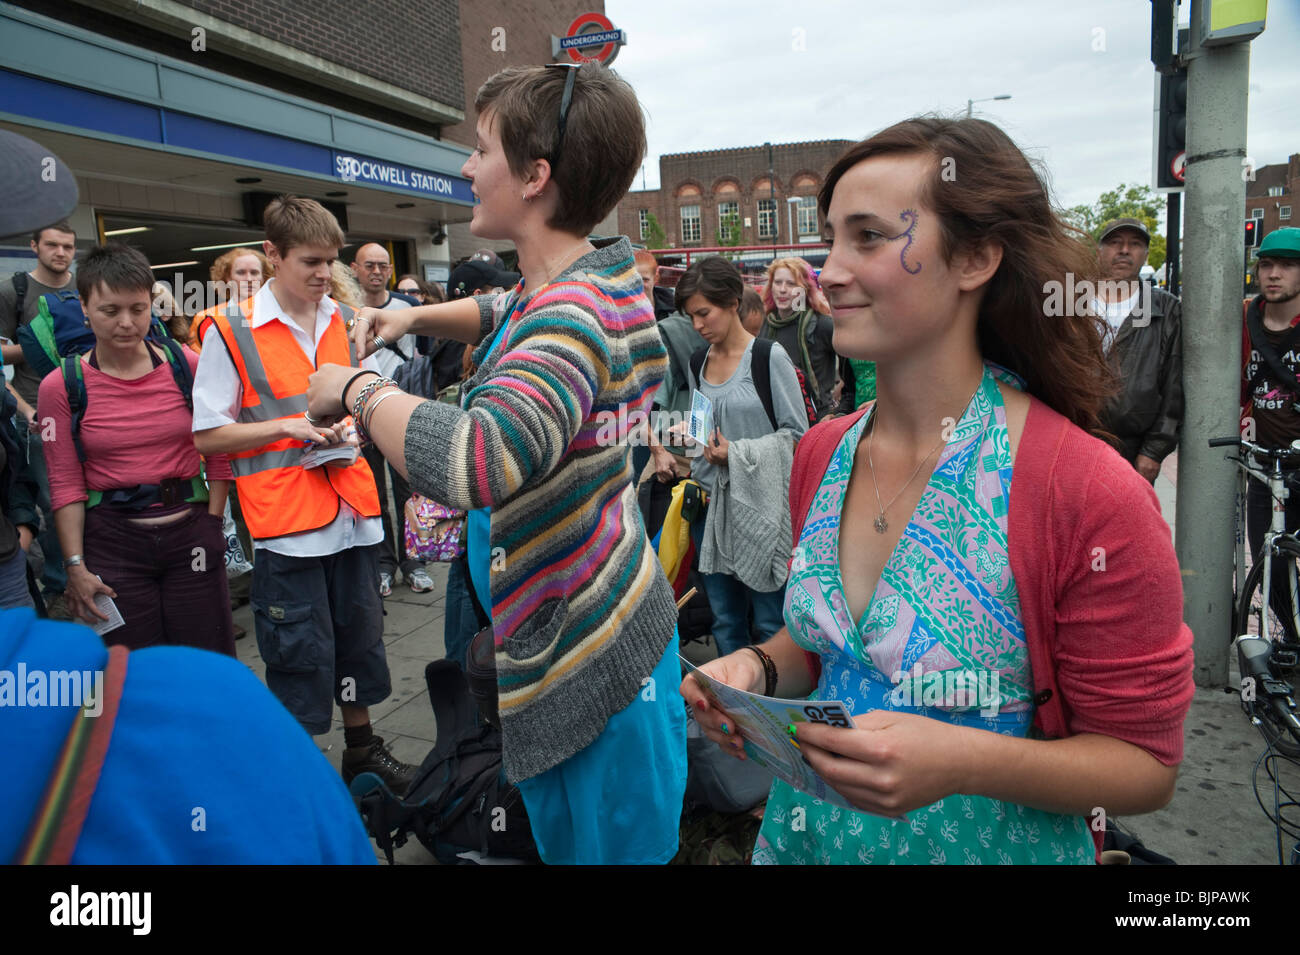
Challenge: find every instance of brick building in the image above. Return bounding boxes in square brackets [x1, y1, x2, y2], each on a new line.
[617, 140, 854, 265]
[1246, 153, 1298, 245]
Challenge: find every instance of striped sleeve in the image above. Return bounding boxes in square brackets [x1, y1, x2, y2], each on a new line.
[404, 283, 614, 511]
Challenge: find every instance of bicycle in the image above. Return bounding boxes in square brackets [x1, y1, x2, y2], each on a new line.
[1209, 434, 1300, 757]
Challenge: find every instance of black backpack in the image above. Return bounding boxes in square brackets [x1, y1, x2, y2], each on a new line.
[351, 660, 539, 865]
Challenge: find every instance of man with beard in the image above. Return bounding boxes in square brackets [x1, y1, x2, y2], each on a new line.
[1094, 217, 1183, 484]
[0, 221, 77, 615]
[1241, 228, 1300, 621]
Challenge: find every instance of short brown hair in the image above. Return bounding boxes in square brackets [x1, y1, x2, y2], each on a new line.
[740, 287, 764, 319]
[475, 63, 646, 236]
[263, 195, 345, 254]
[76, 243, 153, 301]
[33, 221, 75, 244]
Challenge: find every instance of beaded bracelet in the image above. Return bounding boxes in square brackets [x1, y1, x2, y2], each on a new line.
[740, 645, 778, 697]
[351, 375, 398, 423]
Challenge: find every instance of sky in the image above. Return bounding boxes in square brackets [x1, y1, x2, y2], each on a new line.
[604, 0, 1299, 211]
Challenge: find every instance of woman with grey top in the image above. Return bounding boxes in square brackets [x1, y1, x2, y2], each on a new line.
[675, 256, 809, 656]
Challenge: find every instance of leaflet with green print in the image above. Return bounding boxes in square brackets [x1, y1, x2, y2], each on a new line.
[681, 656, 858, 810]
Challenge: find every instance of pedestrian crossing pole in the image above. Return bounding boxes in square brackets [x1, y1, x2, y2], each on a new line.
[1175, 0, 1267, 686]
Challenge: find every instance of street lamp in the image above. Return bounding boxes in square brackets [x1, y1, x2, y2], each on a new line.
[966, 94, 1011, 118]
[786, 196, 801, 247]
[765, 141, 775, 252]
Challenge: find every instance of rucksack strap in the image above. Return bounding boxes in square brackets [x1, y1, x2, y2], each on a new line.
[689, 339, 779, 432]
[30, 295, 59, 369]
[14, 644, 130, 864]
[11, 271, 27, 318]
[154, 336, 195, 412]
[60, 354, 88, 464]
[749, 337, 779, 432]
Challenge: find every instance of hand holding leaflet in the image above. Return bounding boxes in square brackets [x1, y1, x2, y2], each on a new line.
[681, 655, 863, 811]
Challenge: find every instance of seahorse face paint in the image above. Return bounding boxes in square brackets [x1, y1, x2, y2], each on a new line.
[890, 209, 922, 275]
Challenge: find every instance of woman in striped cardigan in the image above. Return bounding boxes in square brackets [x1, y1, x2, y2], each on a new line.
[306, 63, 685, 865]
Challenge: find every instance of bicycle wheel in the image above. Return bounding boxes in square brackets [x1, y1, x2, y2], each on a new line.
[1235, 543, 1300, 647]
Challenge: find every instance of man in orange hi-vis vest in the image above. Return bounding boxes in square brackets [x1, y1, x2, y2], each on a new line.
[192, 196, 416, 794]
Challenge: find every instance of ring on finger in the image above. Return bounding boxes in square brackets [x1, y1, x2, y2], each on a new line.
[372, 335, 386, 350]
[304, 411, 323, 426]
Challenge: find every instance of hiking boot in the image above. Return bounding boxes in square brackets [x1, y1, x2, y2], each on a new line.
[407, 567, 435, 594]
[379, 572, 393, 598]
[342, 735, 417, 795]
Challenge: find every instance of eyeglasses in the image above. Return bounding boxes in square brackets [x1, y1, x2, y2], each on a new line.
[543, 63, 580, 167]
[360, 262, 392, 272]
[397, 285, 420, 294]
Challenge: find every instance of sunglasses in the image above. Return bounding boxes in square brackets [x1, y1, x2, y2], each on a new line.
[543, 63, 580, 167]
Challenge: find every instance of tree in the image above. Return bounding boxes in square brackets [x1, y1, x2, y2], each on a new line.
[1066, 182, 1168, 271]
[714, 210, 742, 248]
[643, 212, 667, 250]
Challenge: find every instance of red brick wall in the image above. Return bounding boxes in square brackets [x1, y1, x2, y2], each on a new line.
[175, 0, 464, 107]
[1245, 153, 1298, 243]
[446, 0, 608, 147]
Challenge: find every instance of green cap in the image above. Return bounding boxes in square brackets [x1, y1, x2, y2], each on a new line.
[1259, 227, 1300, 259]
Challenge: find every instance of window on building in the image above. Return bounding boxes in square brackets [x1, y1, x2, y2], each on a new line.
[1269, 186, 1285, 197]
[717, 201, 740, 241]
[796, 196, 818, 236]
[681, 204, 702, 244]
[1251, 208, 1265, 219]
[638, 209, 649, 241]
[1283, 206, 1293, 221]
[757, 199, 776, 239]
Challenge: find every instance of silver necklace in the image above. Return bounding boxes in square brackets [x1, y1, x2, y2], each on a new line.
[866, 378, 984, 535]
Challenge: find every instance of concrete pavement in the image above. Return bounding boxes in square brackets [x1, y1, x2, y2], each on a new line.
[230, 455, 1295, 864]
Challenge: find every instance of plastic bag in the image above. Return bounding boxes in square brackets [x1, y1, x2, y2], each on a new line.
[405, 493, 466, 562]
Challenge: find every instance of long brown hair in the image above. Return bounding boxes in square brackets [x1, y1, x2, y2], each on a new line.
[819, 117, 1114, 434]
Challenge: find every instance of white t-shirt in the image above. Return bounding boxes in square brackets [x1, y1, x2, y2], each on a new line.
[367, 294, 419, 379]
[191, 279, 383, 557]
[1094, 289, 1141, 353]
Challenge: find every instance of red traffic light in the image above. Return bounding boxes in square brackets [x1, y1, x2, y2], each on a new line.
[1246, 219, 1260, 248]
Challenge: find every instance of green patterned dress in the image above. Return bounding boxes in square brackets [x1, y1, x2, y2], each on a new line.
[751, 364, 1095, 865]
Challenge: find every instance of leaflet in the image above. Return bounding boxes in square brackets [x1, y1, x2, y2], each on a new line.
[680, 655, 860, 810]
[300, 444, 360, 470]
[688, 390, 713, 446]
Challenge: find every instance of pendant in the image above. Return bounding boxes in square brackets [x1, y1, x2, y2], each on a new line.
[873, 514, 888, 534]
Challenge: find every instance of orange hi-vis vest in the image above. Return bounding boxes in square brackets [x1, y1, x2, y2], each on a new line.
[197, 297, 380, 541]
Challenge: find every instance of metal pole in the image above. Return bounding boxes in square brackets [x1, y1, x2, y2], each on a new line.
[1167, 191, 1181, 294]
[1176, 0, 1253, 687]
[965, 98, 973, 118]
[786, 203, 795, 250]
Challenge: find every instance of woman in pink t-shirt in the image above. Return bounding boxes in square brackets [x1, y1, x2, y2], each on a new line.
[37, 244, 235, 653]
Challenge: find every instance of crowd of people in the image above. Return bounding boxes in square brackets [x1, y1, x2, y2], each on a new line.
[17, 52, 1300, 865]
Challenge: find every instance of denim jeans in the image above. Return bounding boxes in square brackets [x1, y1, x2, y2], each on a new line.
[0, 545, 33, 610]
[19, 426, 65, 594]
[443, 554, 487, 669]
[364, 444, 423, 578]
[691, 517, 786, 657]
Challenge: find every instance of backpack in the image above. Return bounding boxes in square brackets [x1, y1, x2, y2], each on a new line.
[17, 288, 176, 382]
[688, 337, 817, 431]
[350, 659, 539, 865]
[59, 336, 195, 464]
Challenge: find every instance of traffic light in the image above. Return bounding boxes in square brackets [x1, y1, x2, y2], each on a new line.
[1245, 219, 1260, 248]
[1155, 66, 1188, 190]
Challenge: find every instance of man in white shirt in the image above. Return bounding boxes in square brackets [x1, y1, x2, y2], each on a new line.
[192, 197, 415, 794]
[348, 243, 431, 596]
[1092, 218, 1184, 484]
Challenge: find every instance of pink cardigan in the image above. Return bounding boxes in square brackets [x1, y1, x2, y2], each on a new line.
[789, 395, 1195, 768]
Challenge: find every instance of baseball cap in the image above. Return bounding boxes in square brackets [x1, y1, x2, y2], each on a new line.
[1258, 227, 1300, 260]
[447, 259, 521, 298]
[1098, 217, 1151, 244]
[0, 129, 79, 238]
[470, 249, 508, 270]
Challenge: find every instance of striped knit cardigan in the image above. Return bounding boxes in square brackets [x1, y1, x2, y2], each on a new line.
[403, 237, 679, 783]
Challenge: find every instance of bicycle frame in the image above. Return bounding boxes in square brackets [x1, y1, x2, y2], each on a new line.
[1236, 445, 1300, 643]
